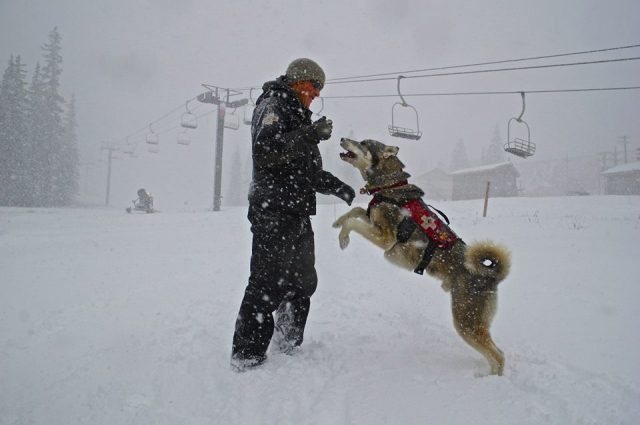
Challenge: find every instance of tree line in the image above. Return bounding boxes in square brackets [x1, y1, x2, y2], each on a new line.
[0, 27, 79, 207]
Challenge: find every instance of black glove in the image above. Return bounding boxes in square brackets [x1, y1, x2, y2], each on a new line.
[311, 116, 333, 141]
[336, 184, 355, 206]
[281, 116, 333, 150]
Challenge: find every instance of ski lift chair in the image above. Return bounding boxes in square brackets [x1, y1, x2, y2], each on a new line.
[224, 108, 240, 130]
[388, 76, 422, 140]
[177, 129, 191, 146]
[504, 92, 536, 158]
[123, 137, 136, 156]
[242, 88, 256, 125]
[181, 100, 198, 129]
[146, 123, 159, 145]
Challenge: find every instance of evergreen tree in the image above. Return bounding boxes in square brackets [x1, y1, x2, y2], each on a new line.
[450, 139, 470, 172]
[40, 27, 66, 205]
[0, 56, 14, 204]
[1, 27, 77, 207]
[0, 55, 30, 206]
[27, 62, 49, 206]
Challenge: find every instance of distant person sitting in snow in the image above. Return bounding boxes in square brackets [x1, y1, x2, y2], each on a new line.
[230, 58, 355, 372]
[137, 189, 153, 208]
[126, 188, 154, 213]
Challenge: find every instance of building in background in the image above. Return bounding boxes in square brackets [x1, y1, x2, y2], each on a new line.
[449, 162, 519, 200]
[601, 162, 640, 195]
[412, 168, 452, 201]
[515, 156, 602, 197]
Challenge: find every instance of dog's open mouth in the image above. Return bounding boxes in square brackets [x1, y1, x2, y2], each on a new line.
[340, 150, 356, 160]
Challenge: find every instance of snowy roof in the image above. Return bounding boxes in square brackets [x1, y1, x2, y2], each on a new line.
[601, 161, 640, 175]
[448, 161, 517, 176]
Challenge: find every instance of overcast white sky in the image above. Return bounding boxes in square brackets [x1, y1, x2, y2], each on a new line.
[1, 0, 639, 208]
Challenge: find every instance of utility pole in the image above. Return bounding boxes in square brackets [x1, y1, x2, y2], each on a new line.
[197, 85, 248, 211]
[618, 135, 630, 164]
[101, 142, 118, 206]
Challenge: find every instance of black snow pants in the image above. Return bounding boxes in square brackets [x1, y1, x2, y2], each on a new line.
[231, 207, 318, 361]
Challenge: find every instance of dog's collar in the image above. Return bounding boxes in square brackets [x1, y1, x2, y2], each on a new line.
[360, 180, 409, 195]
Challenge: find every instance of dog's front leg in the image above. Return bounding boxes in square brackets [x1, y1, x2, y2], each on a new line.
[333, 207, 367, 228]
[332, 207, 373, 249]
[334, 208, 392, 249]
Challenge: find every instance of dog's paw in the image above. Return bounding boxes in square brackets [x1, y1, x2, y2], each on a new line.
[338, 231, 350, 250]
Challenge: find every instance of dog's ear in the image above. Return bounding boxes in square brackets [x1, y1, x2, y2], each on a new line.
[382, 146, 399, 159]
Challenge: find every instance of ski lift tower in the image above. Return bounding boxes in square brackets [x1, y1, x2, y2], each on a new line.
[100, 141, 119, 206]
[197, 84, 248, 211]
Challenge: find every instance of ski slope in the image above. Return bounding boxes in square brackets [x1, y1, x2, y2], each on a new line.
[1, 196, 639, 424]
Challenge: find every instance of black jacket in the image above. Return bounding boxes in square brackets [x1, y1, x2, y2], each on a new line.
[248, 76, 348, 216]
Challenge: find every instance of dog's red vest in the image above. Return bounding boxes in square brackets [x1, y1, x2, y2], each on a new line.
[368, 197, 459, 249]
[401, 199, 458, 249]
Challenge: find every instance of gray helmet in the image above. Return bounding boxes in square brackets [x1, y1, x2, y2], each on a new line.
[285, 58, 325, 90]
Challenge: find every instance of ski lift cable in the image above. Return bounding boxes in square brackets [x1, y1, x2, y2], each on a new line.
[327, 43, 640, 82]
[230, 43, 640, 91]
[320, 85, 640, 99]
[325, 56, 640, 86]
[122, 83, 639, 147]
[232, 56, 640, 91]
[117, 82, 638, 149]
[114, 48, 640, 148]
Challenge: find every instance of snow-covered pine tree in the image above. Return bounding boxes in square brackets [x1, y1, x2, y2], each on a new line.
[39, 27, 66, 206]
[0, 55, 31, 206]
[27, 62, 49, 206]
[0, 55, 14, 204]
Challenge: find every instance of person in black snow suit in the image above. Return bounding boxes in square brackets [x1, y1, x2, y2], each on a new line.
[231, 58, 356, 371]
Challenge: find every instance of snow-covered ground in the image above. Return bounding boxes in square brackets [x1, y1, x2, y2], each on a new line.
[1, 196, 639, 425]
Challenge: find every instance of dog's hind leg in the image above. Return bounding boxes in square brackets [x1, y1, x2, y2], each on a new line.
[450, 283, 504, 375]
[454, 323, 505, 376]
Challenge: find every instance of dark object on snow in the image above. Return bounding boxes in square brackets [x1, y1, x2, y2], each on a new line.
[126, 188, 154, 213]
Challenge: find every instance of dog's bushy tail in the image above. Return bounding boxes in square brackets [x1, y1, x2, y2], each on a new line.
[464, 241, 511, 283]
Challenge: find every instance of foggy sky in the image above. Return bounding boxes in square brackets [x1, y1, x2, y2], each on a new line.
[1, 0, 639, 209]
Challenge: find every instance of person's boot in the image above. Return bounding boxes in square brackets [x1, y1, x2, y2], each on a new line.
[230, 353, 266, 372]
